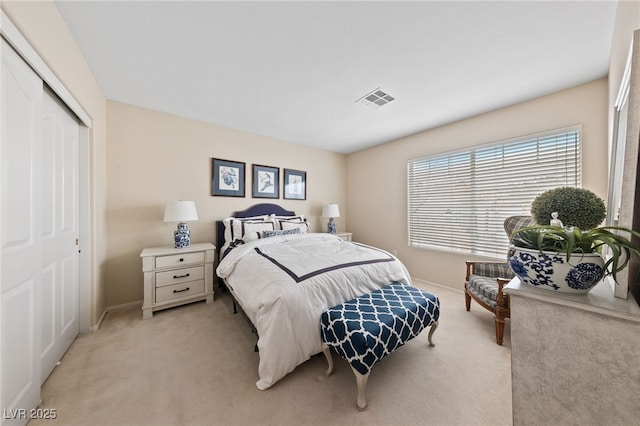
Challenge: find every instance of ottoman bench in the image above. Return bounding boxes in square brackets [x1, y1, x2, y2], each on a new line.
[320, 282, 440, 409]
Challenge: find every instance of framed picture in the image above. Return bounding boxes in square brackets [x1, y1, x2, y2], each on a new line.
[211, 158, 245, 197]
[252, 164, 280, 199]
[283, 168, 306, 200]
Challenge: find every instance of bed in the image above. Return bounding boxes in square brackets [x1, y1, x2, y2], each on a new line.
[215, 203, 412, 390]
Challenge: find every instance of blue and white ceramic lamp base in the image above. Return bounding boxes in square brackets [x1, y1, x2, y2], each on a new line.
[174, 222, 191, 248]
[327, 218, 336, 234]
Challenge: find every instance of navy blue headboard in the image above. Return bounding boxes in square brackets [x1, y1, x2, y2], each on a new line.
[215, 203, 296, 259]
[234, 203, 295, 218]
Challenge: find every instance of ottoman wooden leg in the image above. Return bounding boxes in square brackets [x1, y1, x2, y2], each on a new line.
[427, 320, 439, 347]
[322, 344, 334, 376]
[350, 366, 370, 410]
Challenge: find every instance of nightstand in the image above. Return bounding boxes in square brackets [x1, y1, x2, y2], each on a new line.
[140, 242, 215, 319]
[335, 232, 353, 241]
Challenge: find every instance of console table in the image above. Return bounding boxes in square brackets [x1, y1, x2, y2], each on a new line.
[504, 278, 640, 425]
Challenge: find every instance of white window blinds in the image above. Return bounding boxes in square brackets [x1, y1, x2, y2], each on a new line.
[407, 126, 581, 258]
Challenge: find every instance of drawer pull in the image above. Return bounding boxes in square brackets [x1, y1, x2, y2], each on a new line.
[173, 287, 190, 294]
[173, 273, 190, 279]
[179, 258, 184, 262]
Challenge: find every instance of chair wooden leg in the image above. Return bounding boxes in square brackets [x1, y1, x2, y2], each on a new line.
[465, 290, 471, 311]
[495, 308, 506, 346]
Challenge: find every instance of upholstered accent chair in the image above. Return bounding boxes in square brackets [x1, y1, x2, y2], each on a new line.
[464, 215, 535, 345]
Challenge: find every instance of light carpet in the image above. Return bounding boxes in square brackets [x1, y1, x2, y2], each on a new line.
[30, 281, 512, 426]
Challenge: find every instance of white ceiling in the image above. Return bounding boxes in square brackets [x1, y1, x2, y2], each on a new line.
[56, 1, 618, 154]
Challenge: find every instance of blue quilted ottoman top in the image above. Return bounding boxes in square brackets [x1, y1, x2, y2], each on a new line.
[320, 283, 440, 375]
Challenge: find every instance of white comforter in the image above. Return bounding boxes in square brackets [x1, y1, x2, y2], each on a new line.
[216, 233, 411, 390]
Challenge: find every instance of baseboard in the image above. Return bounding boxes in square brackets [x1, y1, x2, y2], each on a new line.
[90, 300, 143, 332]
[411, 277, 464, 294]
[90, 309, 107, 332]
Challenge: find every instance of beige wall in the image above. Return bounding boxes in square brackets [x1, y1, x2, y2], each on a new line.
[106, 101, 347, 306]
[2, 0, 108, 326]
[346, 79, 608, 291]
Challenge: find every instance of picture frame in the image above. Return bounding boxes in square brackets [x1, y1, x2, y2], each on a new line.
[252, 164, 280, 199]
[211, 158, 245, 197]
[283, 168, 306, 200]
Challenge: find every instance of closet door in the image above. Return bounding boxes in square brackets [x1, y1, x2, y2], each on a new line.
[1, 38, 44, 423]
[39, 88, 80, 383]
[1, 39, 80, 425]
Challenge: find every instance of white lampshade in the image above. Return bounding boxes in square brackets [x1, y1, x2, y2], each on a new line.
[164, 201, 198, 222]
[322, 204, 340, 218]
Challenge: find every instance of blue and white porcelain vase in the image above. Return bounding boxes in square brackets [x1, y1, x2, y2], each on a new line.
[508, 246, 605, 294]
[174, 222, 191, 248]
[327, 218, 336, 234]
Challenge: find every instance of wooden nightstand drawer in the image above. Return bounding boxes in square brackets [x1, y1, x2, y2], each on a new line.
[155, 251, 205, 269]
[155, 265, 204, 287]
[156, 280, 205, 303]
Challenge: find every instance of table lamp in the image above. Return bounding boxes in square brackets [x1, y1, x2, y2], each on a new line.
[164, 201, 198, 248]
[322, 203, 340, 234]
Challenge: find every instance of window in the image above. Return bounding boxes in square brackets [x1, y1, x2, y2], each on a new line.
[407, 126, 581, 258]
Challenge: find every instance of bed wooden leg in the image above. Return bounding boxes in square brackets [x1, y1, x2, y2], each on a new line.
[427, 320, 439, 347]
[350, 367, 369, 410]
[322, 344, 334, 376]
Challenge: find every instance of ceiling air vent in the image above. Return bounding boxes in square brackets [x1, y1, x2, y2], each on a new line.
[355, 88, 395, 109]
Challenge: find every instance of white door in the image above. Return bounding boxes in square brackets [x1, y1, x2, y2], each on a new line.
[1, 39, 80, 425]
[1, 38, 44, 423]
[39, 88, 79, 383]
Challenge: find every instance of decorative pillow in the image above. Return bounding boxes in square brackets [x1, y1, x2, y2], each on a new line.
[223, 215, 269, 243]
[232, 220, 275, 241]
[269, 214, 305, 220]
[243, 231, 262, 242]
[280, 220, 309, 234]
[263, 228, 301, 238]
[270, 214, 306, 229]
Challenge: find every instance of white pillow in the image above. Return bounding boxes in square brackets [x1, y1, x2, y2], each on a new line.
[231, 219, 275, 242]
[270, 214, 306, 229]
[269, 214, 305, 220]
[223, 215, 269, 243]
[242, 231, 262, 242]
[280, 220, 309, 234]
